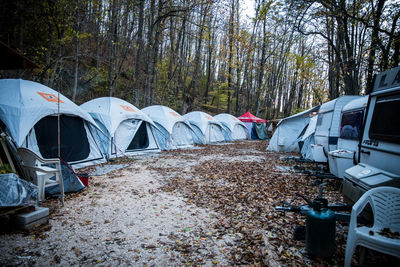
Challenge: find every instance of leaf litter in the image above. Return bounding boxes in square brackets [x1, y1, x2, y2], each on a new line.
[1, 140, 399, 266]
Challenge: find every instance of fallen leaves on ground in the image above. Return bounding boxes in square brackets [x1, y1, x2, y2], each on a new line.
[7, 140, 399, 266]
[153, 141, 397, 266]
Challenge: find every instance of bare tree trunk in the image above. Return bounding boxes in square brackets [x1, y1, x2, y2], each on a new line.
[381, 12, 399, 70]
[168, 15, 175, 81]
[256, 15, 267, 116]
[94, 0, 102, 70]
[191, 3, 208, 109]
[175, 2, 188, 112]
[144, 0, 156, 106]
[72, 0, 80, 102]
[226, 0, 236, 113]
[326, 12, 339, 99]
[150, 0, 164, 105]
[108, 0, 118, 97]
[331, 0, 358, 96]
[393, 34, 400, 67]
[203, 17, 214, 103]
[134, 0, 145, 106]
[296, 42, 305, 109]
[72, 37, 79, 101]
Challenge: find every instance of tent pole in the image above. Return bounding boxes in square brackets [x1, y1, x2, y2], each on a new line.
[57, 89, 60, 159]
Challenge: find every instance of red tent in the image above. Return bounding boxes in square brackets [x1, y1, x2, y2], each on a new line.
[238, 111, 266, 123]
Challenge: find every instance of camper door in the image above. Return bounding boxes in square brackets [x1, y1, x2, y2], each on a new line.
[360, 92, 400, 175]
[314, 111, 333, 153]
[338, 109, 364, 153]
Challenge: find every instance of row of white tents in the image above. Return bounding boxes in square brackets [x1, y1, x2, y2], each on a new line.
[267, 95, 368, 178]
[0, 79, 252, 169]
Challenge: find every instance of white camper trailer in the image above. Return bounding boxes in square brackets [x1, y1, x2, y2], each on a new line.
[343, 66, 400, 205]
[311, 96, 361, 162]
[328, 96, 368, 178]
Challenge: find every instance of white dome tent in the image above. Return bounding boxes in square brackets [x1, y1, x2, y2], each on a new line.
[267, 106, 319, 153]
[298, 115, 318, 159]
[81, 97, 160, 158]
[183, 111, 225, 144]
[214, 113, 247, 141]
[142, 105, 196, 150]
[0, 79, 105, 169]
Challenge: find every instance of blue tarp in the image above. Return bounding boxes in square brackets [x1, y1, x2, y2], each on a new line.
[45, 164, 85, 196]
[0, 173, 37, 207]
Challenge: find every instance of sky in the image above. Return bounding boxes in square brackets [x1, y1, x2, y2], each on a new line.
[241, 0, 256, 20]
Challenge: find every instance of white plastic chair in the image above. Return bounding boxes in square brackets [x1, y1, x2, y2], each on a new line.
[344, 186, 400, 267]
[17, 148, 64, 206]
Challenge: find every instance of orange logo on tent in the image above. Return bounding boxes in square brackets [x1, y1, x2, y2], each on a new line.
[37, 92, 64, 103]
[232, 117, 238, 121]
[205, 115, 213, 121]
[169, 111, 179, 117]
[120, 105, 136, 112]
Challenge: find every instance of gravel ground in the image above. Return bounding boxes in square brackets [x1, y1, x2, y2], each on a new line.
[0, 143, 261, 266]
[1, 140, 399, 266]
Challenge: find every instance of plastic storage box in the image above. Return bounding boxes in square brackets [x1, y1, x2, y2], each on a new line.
[342, 163, 400, 205]
[328, 150, 354, 178]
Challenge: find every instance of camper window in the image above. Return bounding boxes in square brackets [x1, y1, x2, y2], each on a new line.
[369, 93, 400, 144]
[340, 110, 364, 140]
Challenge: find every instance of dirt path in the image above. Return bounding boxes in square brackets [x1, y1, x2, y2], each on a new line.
[0, 154, 235, 266]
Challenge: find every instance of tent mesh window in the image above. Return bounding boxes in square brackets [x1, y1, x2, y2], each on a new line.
[369, 93, 400, 144]
[127, 122, 149, 150]
[34, 115, 90, 161]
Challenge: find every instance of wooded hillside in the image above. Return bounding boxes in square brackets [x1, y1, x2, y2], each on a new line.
[0, 0, 398, 119]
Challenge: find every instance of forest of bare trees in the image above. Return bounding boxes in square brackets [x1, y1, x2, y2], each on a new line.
[0, 0, 399, 119]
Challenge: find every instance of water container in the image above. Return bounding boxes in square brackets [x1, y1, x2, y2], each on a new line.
[306, 200, 336, 257]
